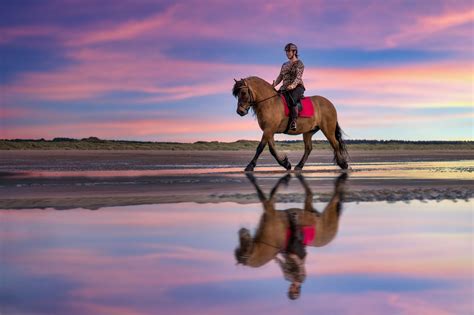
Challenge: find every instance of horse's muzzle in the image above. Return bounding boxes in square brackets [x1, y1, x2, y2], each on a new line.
[238, 227, 250, 239]
[237, 106, 248, 116]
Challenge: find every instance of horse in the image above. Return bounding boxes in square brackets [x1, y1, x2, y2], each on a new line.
[235, 172, 347, 268]
[232, 76, 349, 171]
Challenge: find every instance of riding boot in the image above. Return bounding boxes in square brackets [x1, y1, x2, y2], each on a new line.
[287, 211, 306, 259]
[290, 106, 298, 131]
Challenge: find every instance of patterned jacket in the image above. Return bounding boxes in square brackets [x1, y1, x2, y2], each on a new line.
[275, 254, 306, 283]
[275, 60, 305, 90]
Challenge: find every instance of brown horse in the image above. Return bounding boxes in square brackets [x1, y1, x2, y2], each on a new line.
[233, 76, 348, 171]
[235, 172, 347, 267]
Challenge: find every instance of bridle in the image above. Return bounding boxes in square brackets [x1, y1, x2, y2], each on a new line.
[238, 80, 279, 108]
[236, 238, 282, 265]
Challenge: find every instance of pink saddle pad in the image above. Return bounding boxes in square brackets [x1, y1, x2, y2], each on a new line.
[285, 226, 316, 246]
[282, 96, 315, 118]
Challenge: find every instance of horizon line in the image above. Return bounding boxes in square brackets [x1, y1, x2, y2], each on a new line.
[1, 137, 473, 143]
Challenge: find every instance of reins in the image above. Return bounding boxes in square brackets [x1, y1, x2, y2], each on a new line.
[241, 80, 279, 107]
[256, 239, 282, 250]
[249, 90, 280, 107]
[237, 238, 282, 264]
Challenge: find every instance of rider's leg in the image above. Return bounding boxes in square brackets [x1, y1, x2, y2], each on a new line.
[289, 106, 298, 131]
[289, 86, 305, 131]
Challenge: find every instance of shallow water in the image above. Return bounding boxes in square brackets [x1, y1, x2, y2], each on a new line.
[1, 174, 472, 315]
[4, 160, 474, 179]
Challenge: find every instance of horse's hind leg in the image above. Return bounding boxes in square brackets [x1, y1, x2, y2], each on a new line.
[295, 129, 319, 171]
[316, 174, 347, 245]
[296, 174, 316, 213]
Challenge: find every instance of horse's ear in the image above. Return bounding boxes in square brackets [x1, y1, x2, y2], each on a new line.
[234, 78, 238, 83]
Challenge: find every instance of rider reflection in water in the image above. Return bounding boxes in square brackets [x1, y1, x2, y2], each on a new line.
[275, 211, 307, 300]
[235, 173, 347, 300]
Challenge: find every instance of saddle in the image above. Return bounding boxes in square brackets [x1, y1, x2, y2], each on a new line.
[282, 92, 303, 112]
[280, 94, 315, 118]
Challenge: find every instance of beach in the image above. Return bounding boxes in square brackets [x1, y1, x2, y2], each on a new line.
[1, 149, 472, 209]
[1, 149, 473, 315]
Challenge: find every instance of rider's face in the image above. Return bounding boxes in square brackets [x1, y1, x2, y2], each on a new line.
[286, 50, 295, 59]
[288, 282, 301, 299]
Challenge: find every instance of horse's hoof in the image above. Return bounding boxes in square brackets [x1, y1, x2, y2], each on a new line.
[282, 157, 291, 170]
[280, 174, 291, 186]
[336, 172, 348, 183]
[244, 164, 255, 172]
[294, 164, 303, 171]
[338, 161, 349, 170]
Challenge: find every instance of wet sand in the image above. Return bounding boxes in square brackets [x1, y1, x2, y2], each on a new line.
[1, 149, 473, 170]
[0, 150, 472, 209]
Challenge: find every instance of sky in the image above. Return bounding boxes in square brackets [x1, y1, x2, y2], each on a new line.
[0, 0, 473, 142]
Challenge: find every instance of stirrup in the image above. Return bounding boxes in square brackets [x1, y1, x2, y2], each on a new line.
[290, 120, 297, 131]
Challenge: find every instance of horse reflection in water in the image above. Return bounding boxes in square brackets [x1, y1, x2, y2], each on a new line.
[235, 173, 347, 300]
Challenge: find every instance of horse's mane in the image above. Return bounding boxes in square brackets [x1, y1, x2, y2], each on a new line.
[232, 76, 271, 98]
[232, 79, 246, 98]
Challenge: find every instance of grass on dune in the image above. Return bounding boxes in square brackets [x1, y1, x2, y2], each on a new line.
[1, 137, 473, 151]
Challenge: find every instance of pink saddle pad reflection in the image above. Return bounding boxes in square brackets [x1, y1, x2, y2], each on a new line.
[285, 226, 316, 247]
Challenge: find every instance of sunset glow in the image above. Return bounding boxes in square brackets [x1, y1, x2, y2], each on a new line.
[1, 0, 472, 141]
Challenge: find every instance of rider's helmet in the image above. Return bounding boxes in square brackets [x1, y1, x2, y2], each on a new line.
[285, 43, 298, 51]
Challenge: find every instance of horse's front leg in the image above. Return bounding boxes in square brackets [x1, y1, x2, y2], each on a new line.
[245, 134, 268, 171]
[235, 227, 254, 265]
[245, 173, 267, 202]
[295, 130, 317, 171]
[267, 134, 291, 170]
[269, 173, 291, 201]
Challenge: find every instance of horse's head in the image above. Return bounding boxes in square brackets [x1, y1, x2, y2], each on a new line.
[232, 78, 254, 116]
[234, 227, 252, 264]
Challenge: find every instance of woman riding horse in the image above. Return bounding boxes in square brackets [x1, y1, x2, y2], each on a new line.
[272, 43, 305, 131]
[233, 75, 348, 171]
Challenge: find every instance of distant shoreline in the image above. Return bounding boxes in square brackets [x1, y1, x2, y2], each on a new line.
[1, 137, 473, 150]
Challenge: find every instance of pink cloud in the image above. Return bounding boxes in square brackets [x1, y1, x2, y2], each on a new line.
[0, 25, 61, 44]
[3, 47, 271, 102]
[385, 9, 474, 48]
[338, 112, 473, 129]
[65, 5, 180, 46]
[1, 116, 258, 139]
[2, 1, 472, 53]
[65, 302, 146, 315]
[52, 1, 472, 52]
[4, 46, 471, 111]
[3, 107, 471, 141]
[0, 107, 38, 119]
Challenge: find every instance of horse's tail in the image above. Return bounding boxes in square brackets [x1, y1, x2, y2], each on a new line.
[334, 122, 349, 168]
